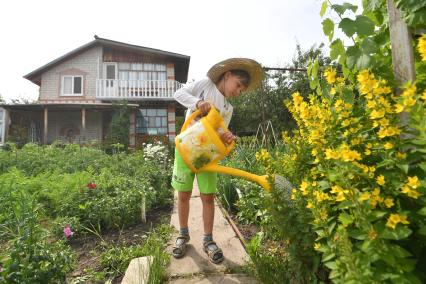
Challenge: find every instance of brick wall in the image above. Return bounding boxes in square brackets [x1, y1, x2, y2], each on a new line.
[40, 46, 102, 103]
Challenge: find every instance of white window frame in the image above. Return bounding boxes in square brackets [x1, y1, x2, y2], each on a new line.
[61, 75, 84, 96]
[0, 108, 5, 144]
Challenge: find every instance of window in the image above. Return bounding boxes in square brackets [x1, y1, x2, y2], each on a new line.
[136, 108, 168, 135]
[118, 63, 167, 82]
[0, 108, 4, 144]
[61, 76, 83, 96]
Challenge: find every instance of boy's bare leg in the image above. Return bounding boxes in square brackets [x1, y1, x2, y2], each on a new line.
[178, 191, 192, 229]
[200, 193, 215, 234]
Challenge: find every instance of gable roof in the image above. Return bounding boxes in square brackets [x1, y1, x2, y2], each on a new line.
[24, 36, 190, 85]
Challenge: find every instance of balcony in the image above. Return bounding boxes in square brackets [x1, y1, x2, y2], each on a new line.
[96, 79, 183, 100]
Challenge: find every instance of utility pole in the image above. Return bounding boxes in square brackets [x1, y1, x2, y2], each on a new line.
[387, 0, 416, 85]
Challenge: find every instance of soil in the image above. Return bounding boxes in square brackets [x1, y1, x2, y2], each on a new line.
[227, 212, 259, 241]
[67, 204, 173, 284]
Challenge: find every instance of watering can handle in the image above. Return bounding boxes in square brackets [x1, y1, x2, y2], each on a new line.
[180, 109, 202, 132]
[180, 109, 236, 153]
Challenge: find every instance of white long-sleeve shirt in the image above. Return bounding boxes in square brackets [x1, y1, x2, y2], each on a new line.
[173, 77, 233, 127]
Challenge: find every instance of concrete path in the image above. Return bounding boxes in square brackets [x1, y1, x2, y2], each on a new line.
[166, 181, 260, 283]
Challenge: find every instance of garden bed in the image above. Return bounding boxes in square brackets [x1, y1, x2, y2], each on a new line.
[68, 204, 172, 283]
[0, 142, 174, 284]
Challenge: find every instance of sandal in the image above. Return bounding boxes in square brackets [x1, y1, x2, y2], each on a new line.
[203, 240, 224, 264]
[172, 234, 190, 258]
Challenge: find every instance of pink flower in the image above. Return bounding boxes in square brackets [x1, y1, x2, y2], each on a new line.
[87, 182, 97, 189]
[63, 225, 74, 238]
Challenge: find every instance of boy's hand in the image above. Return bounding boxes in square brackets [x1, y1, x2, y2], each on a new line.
[196, 100, 211, 114]
[221, 131, 236, 145]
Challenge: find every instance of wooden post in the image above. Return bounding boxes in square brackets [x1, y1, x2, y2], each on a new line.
[387, 0, 416, 85]
[43, 107, 48, 144]
[81, 108, 86, 131]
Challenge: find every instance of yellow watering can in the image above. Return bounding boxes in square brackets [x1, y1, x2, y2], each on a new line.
[175, 107, 273, 191]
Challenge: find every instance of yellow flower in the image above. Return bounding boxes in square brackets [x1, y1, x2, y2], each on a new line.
[396, 152, 406, 159]
[386, 213, 409, 229]
[324, 67, 337, 84]
[372, 188, 380, 196]
[359, 192, 371, 201]
[292, 92, 303, 105]
[384, 142, 393, 150]
[325, 148, 339, 160]
[407, 190, 421, 199]
[370, 109, 385, 119]
[291, 188, 297, 200]
[330, 87, 336, 95]
[300, 181, 309, 196]
[395, 103, 404, 113]
[418, 34, 426, 61]
[314, 243, 321, 250]
[335, 191, 346, 202]
[376, 175, 385, 186]
[407, 176, 420, 189]
[422, 89, 426, 101]
[306, 201, 313, 209]
[341, 149, 361, 162]
[364, 149, 371, 155]
[366, 100, 376, 109]
[384, 198, 394, 208]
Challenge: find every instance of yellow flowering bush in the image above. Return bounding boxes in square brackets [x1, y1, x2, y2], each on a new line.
[269, 69, 426, 282]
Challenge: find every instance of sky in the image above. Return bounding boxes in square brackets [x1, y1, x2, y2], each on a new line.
[0, 0, 358, 102]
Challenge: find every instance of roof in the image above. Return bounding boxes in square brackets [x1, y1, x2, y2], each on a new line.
[24, 35, 191, 85]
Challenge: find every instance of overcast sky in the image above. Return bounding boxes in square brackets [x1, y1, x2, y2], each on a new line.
[0, 0, 359, 102]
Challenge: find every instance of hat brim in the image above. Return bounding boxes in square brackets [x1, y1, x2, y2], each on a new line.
[207, 58, 264, 92]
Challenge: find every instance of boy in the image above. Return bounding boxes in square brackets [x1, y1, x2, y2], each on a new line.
[171, 58, 263, 263]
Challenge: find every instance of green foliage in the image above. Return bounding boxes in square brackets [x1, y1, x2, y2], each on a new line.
[230, 44, 331, 135]
[0, 143, 173, 282]
[0, 189, 74, 283]
[99, 224, 173, 281]
[104, 101, 131, 150]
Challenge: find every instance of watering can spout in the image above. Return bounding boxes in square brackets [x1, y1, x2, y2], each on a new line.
[202, 164, 271, 191]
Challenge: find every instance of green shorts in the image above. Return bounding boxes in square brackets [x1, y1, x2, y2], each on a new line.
[171, 148, 217, 194]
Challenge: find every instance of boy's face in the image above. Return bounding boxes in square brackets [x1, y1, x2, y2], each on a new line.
[223, 72, 247, 98]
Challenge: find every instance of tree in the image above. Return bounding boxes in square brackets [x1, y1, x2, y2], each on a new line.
[229, 44, 332, 135]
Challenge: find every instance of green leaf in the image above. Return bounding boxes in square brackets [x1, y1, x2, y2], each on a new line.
[338, 212, 354, 227]
[320, 0, 328, 17]
[367, 210, 387, 222]
[342, 88, 354, 104]
[354, 15, 376, 36]
[397, 163, 409, 174]
[331, 3, 358, 15]
[324, 261, 338, 270]
[330, 39, 345, 60]
[322, 18, 335, 41]
[318, 180, 330, 189]
[356, 53, 372, 69]
[346, 45, 361, 69]
[418, 226, 426, 236]
[388, 244, 412, 258]
[348, 229, 367, 240]
[328, 221, 337, 234]
[322, 252, 335, 262]
[418, 207, 426, 216]
[361, 37, 379, 54]
[339, 18, 357, 37]
[380, 226, 412, 240]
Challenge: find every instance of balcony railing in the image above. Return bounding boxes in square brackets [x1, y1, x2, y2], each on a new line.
[96, 79, 183, 100]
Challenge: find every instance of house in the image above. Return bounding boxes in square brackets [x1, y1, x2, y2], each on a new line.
[0, 36, 190, 148]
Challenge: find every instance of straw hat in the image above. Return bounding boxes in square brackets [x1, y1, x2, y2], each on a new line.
[207, 58, 264, 92]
